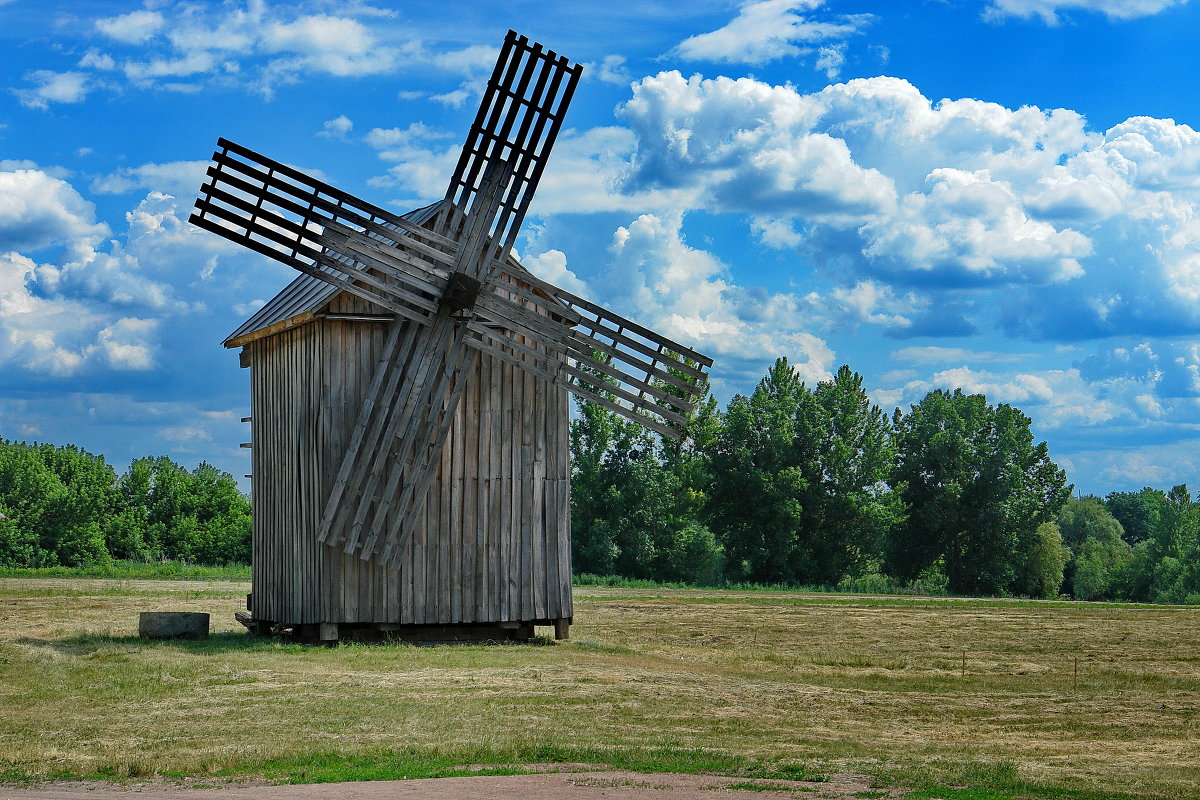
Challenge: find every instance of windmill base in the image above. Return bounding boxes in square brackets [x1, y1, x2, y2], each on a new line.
[235, 613, 571, 645]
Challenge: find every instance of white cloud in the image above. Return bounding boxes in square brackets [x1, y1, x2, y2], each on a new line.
[79, 49, 116, 71]
[881, 365, 1130, 429]
[260, 15, 401, 79]
[892, 346, 1039, 364]
[66, 2, 489, 98]
[860, 167, 1091, 283]
[15, 70, 90, 109]
[90, 161, 208, 198]
[590, 211, 833, 380]
[820, 281, 923, 330]
[318, 114, 354, 139]
[95, 10, 165, 44]
[0, 173, 252, 380]
[815, 43, 846, 78]
[91, 317, 158, 370]
[676, 0, 870, 66]
[614, 71, 1200, 338]
[984, 0, 1187, 24]
[0, 169, 109, 256]
[521, 249, 591, 297]
[594, 55, 632, 86]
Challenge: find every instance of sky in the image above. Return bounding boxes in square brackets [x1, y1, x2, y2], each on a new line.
[3, 0, 1200, 496]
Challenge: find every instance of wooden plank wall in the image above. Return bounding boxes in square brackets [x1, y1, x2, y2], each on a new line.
[246, 289, 571, 626]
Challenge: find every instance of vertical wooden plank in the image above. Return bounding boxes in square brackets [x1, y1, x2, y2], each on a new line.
[451, 366, 467, 623]
[463, 354, 479, 623]
[481, 351, 496, 622]
[532, 361, 547, 620]
[502, 356, 515, 621]
[520, 345, 534, 622]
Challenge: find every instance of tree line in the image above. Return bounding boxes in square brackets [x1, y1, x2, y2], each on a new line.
[572, 358, 1200, 603]
[0, 440, 250, 567]
[4, 357, 1198, 604]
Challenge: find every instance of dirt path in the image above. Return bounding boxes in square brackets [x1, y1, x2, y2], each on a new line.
[0, 771, 896, 799]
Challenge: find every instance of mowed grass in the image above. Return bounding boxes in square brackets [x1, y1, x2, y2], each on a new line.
[1, 578, 1197, 799]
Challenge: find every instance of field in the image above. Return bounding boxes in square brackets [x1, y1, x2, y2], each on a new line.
[1, 578, 1198, 799]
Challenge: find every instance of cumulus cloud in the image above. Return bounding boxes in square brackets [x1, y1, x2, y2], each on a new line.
[0, 169, 109, 257]
[15, 70, 90, 109]
[56, 2, 494, 99]
[95, 9, 166, 44]
[613, 71, 1200, 339]
[0, 168, 257, 380]
[878, 365, 1135, 429]
[553, 211, 835, 383]
[318, 114, 354, 139]
[984, 0, 1187, 24]
[675, 0, 870, 66]
[810, 280, 924, 331]
[594, 55, 632, 86]
[90, 161, 208, 198]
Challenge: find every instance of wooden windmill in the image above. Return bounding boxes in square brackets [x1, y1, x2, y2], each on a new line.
[191, 31, 713, 642]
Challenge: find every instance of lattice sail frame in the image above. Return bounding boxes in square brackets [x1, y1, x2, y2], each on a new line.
[191, 31, 713, 565]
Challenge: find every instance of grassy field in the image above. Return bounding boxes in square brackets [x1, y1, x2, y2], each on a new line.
[1, 578, 1197, 799]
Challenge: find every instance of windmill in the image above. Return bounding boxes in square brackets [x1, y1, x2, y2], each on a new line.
[192, 31, 713, 642]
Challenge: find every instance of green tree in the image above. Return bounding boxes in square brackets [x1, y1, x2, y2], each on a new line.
[887, 389, 1071, 596]
[707, 360, 896, 585]
[802, 366, 901, 581]
[1057, 496, 1131, 600]
[1104, 488, 1168, 546]
[1015, 521, 1069, 598]
[569, 360, 721, 584]
[707, 358, 815, 584]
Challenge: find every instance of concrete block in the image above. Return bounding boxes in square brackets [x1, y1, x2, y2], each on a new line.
[138, 611, 210, 639]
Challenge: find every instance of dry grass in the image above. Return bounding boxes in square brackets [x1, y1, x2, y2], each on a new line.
[1, 578, 1197, 798]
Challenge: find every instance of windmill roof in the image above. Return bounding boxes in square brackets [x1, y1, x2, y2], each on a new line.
[222, 200, 447, 348]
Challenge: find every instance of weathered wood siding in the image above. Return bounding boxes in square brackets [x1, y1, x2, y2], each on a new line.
[246, 290, 571, 626]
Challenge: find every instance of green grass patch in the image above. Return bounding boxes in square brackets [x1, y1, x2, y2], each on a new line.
[1, 579, 1196, 800]
[0, 560, 250, 581]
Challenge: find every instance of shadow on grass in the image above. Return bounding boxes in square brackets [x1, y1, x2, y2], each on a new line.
[15, 631, 563, 656]
[17, 632, 315, 655]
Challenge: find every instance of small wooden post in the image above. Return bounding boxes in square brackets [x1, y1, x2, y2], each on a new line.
[1073, 656, 1078, 691]
[319, 622, 339, 642]
[962, 650, 966, 677]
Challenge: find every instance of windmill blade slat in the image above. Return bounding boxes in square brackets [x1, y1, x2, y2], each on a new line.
[463, 326, 563, 384]
[323, 162, 520, 559]
[564, 327, 701, 397]
[352, 323, 478, 559]
[475, 272, 702, 400]
[472, 293, 574, 359]
[558, 339, 693, 412]
[210, 138, 457, 257]
[316, 317, 428, 550]
[567, 379, 689, 441]
[473, 290, 696, 416]
[202, 160, 458, 278]
[325, 313, 465, 555]
[322, 228, 448, 300]
[484, 266, 583, 326]
[473, 277, 706, 404]
[444, 30, 582, 255]
[466, 301, 698, 433]
[190, 208, 435, 326]
[192, 194, 439, 319]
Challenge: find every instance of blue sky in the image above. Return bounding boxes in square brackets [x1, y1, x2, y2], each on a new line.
[3, 0, 1200, 496]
